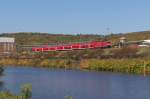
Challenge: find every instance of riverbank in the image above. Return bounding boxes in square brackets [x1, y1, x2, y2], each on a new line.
[0, 84, 32, 99]
[0, 58, 150, 74]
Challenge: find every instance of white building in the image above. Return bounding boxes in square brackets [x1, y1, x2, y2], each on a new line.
[138, 39, 150, 47]
[0, 37, 15, 54]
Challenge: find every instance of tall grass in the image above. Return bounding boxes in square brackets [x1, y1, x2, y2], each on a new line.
[80, 58, 150, 74]
[0, 58, 150, 74]
[0, 84, 32, 99]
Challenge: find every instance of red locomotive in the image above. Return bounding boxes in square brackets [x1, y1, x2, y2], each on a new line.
[32, 41, 112, 52]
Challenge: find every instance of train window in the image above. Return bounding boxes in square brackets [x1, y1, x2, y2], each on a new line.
[64, 46, 71, 49]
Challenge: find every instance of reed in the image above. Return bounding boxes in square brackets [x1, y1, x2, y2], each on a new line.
[80, 58, 150, 74]
[0, 58, 150, 74]
[0, 84, 32, 99]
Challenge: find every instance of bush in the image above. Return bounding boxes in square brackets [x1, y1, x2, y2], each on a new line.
[0, 84, 32, 99]
[80, 58, 150, 74]
[111, 47, 138, 58]
[21, 84, 32, 99]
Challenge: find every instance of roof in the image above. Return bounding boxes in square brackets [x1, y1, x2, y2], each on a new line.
[143, 39, 150, 43]
[120, 37, 126, 40]
[0, 37, 15, 43]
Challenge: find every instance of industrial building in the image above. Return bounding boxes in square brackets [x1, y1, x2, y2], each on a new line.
[0, 37, 15, 55]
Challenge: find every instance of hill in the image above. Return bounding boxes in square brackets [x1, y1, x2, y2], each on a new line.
[107, 31, 150, 43]
[0, 32, 101, 45]
[0, 31, 150, 45]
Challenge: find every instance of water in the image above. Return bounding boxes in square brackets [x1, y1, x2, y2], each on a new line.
[1, 67, 150, 99]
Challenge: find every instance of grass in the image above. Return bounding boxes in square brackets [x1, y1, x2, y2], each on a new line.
[0, 58, 150, 74]
[0, 84, 32, 99]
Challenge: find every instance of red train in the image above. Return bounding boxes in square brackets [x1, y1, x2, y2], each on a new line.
[32, 41, 112, 52]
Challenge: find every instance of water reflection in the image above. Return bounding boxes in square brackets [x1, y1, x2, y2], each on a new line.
[0, 81, 4, 91]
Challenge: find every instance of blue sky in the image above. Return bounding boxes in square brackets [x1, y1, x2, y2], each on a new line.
[0, 0, 150, 34]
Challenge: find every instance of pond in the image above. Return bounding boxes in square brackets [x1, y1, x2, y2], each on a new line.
[0, 67, 150, 99]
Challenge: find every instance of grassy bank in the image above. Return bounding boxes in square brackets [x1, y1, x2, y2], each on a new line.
[80, 59, 150, 74]
[0, 83, 72, 99]
[0, 84, 32, 99]
[0, 58, 150, 74]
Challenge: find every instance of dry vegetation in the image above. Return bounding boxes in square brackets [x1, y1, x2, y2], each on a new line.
[0, 31, 150, 74]
[0, 84, 32, 99]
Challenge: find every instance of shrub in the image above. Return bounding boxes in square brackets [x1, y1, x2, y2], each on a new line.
[0, 84, 32, 99]
[111, 47, 138, 58]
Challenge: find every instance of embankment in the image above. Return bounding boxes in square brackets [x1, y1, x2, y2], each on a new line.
[0, 58, 150, 74]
